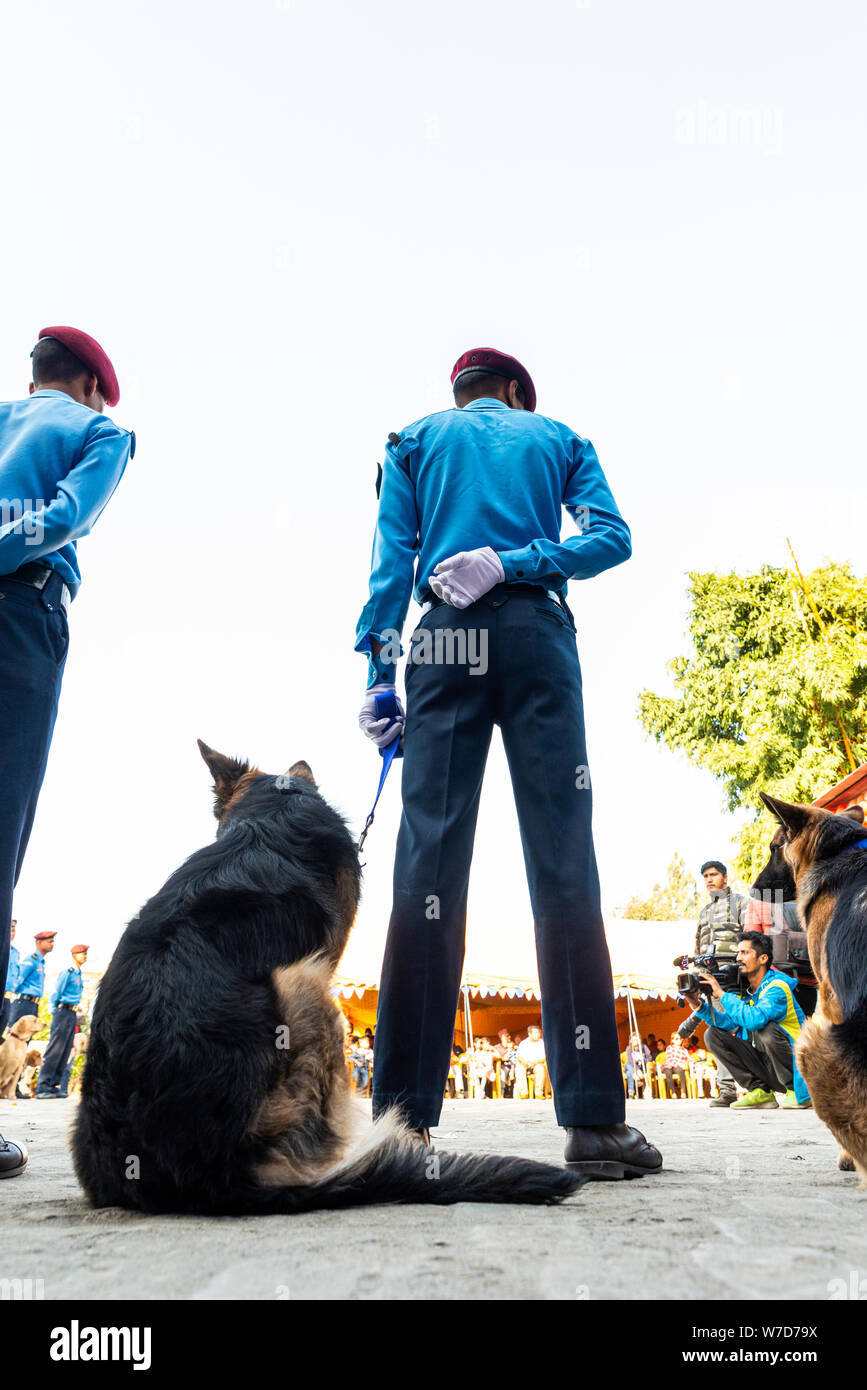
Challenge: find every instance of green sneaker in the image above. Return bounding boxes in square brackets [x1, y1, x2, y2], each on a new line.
[731, 1088, 779, 1110]
[780, 1090, 812, 1109]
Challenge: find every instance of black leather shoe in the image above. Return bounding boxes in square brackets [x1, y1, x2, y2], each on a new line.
[564, 1123, 662, 1180]
[0, 1134, 28, 1178]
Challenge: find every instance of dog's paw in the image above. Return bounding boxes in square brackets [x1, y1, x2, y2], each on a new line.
[838, 1150, 856, 1172]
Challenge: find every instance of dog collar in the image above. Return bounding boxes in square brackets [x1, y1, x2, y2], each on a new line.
[842, 835, 867, 854]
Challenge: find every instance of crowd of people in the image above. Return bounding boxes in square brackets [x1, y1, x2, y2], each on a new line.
[1, 919, 89, 1099]
[345, 1023, 554, 1101]
[624, 1031, 720, 1100]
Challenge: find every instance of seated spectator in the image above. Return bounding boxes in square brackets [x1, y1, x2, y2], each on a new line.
[662, 1032, 690, 1098]
[515, 1023, 547, 1098]
[493, 1029, 516, 1097]
[470, 1038, 495, 1098]
[350, 1034, 373, 1094]
[448, 1044, 467, 1098]
[624, 1032, 649, 1098]
[692, 1043, 718, 1098]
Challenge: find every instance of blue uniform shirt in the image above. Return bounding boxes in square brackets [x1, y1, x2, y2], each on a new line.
[51, 966, 83, 1009]
[0, 388, 134, 596]
[5, 943, 19, 993]
[355, 398, 631, 684]
[16, 950, 46, 998]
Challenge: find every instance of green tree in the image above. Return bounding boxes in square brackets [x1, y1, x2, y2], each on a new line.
[621, 852, 701, 920]
[638, 562, 867, 882]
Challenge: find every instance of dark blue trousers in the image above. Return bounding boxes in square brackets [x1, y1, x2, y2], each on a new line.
[0, 573, 69, 997]
[371, 587, 625, 1131]
[8, 994, 43, 1027]
[36, 1005, 77, 1093]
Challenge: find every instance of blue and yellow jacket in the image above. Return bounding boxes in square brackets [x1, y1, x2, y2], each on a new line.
[694, 968, 810, 1104]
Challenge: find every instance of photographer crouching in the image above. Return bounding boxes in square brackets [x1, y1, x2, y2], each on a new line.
[682, 931, 812, 1111]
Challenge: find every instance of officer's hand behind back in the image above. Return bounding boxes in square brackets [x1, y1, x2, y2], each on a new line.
[428, 547, 505, 609]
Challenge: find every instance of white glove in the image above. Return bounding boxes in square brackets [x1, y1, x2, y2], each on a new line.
[428, 547, 505, 609]
[358, 682, 405, 748]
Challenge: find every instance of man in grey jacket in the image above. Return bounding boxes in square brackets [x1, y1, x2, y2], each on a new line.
[680, 859, 748, 1106]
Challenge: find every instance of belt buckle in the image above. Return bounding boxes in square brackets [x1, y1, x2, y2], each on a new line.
[60, 585, 70, 613]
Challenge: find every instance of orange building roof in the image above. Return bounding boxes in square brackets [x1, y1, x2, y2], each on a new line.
[813, 761, 867, 814]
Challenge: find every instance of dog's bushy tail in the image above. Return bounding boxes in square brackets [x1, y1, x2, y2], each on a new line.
[243, 1112, 584, 1214]
[826, 900, 867, 1072]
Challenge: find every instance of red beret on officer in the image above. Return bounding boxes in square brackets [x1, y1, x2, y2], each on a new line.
[38, 325, 120, 408]
[34, 931, 57, 942]
[450, 347, 537, 413]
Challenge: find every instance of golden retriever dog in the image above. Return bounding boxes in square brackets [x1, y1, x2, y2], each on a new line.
[19, 1049, 44, 1098]
[0, 1015, 43, 1099]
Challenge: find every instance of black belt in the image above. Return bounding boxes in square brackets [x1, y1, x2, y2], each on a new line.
[0, 563, 70, 611]
[1, 562, 53, 586]
[16, 993, 40, 1003]
[420, 582, 575, 625]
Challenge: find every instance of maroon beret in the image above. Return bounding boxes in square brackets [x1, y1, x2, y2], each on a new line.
[450, 347, 536, 413]
[37, 325, 120, 407]
[70, 943, 89, 954]
[34, 931, 57, 941]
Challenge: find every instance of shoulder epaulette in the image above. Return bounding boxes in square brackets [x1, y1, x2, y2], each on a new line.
[376, 432, 406, 498]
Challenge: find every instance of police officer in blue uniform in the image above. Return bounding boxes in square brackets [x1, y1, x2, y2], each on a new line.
[1, 919, 18, 1036]
[36, 943, 88, 1098]
[10, 929, 55, 1025]
[0, 325, 134, 1177]
[356, 348, 662, 1179]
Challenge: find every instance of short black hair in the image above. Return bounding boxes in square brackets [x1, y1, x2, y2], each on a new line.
[453, 368, 524, 405]
[31, 336, 90, 388]
[701, 860, 727, 876]
[738, 931, 774, 968]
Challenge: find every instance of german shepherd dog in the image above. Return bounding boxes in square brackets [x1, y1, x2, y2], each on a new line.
[759, 793, 867, 1182]
[73, 743, 582, 1214]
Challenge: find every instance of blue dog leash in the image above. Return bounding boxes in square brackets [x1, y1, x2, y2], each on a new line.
[358, 689, 404, 855]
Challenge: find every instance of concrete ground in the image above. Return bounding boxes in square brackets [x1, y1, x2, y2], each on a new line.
[1, 1096, 864, 1300]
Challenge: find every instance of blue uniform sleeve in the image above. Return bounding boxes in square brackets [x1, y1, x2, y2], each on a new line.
[5, 950, 18, 993]
[0, 415, 132, 573]
[719, 984, 788, 1032]
[354, 435, 419, 687]
[498, 436, 632, 588]
[51, 971, 68, 1009]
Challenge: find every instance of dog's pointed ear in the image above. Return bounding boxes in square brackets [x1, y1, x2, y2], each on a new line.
[284, 759, 317, 788]
[759, 792, 812, 836]
[197, 739, 250, 814]
[838, 804, 865, 824]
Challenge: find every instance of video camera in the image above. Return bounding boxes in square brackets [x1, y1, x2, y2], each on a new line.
[674, 942, 740, 1005]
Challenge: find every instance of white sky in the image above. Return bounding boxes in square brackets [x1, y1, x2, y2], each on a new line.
[1, 0, 864, 986]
